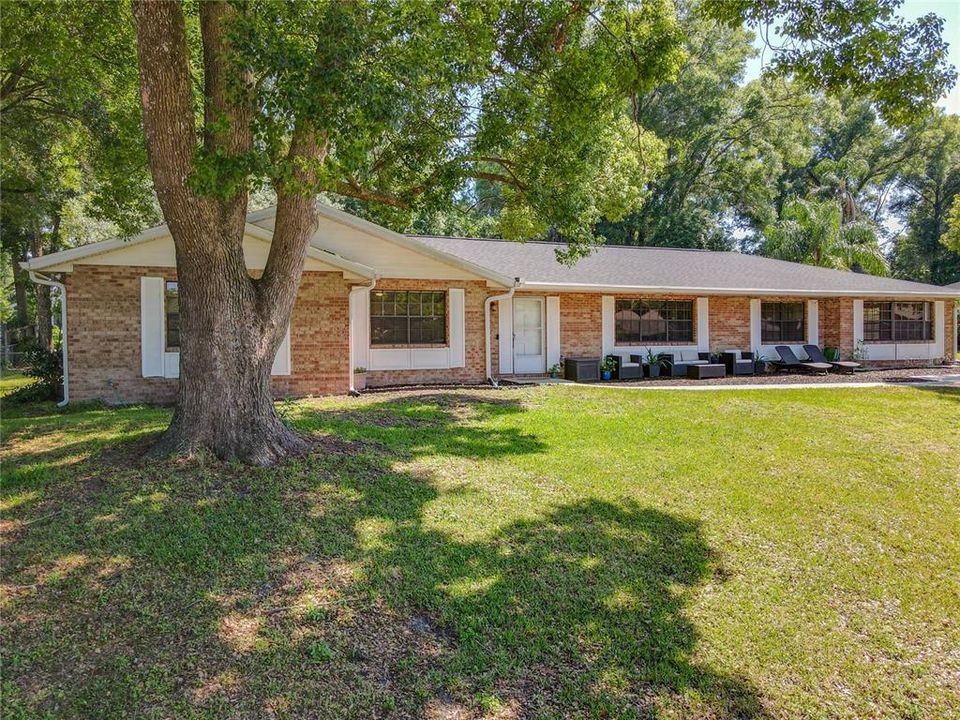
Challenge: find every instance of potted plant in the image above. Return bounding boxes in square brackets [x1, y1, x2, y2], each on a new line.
[547, 362, 562, 379]
[353, 366, 367, 391]
[645, 348, 663, 378]
[852, 340, 869, 363]
[823, 346, 840, 362]
[600, 356, 616, 381]
[753, 349, 768, 374]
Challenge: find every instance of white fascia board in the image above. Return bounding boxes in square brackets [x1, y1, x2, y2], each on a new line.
[242, 223, 376, 278]
[20, 224, 172, 271]
[515, 281, 960, 298]
[19, 219, 377, 280]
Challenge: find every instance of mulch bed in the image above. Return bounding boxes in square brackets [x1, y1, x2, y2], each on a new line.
[612, 365, 959, 387]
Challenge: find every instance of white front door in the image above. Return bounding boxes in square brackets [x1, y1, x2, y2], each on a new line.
[513, 297, 545, 374]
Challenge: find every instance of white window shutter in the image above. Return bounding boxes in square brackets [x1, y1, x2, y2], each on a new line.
[140, 277, 165, 377]
[449, 288, 465, 368]
[852, 299, 864, 345]
[601, 296, 615, 357]
[546, 296, 561, 368]
[750, 299, 762, 351]
[271, 327, 291, 376]
[696, 297, 710, 352]
[807, 300, 819, 346]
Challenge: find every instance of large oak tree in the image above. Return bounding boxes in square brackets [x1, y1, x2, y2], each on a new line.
[129, 0, 953, 464]
[132, 0, 683, 463]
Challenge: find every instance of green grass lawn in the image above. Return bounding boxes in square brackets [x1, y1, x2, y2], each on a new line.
[2, 386, 959, 719]
[0, 370, 32, 398]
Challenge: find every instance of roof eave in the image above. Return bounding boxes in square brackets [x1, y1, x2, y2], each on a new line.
[516, 281, 960, 298]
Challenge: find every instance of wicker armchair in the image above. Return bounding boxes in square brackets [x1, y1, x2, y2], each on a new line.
[606, 354, 642, 380]
[722, 350, 755, 376]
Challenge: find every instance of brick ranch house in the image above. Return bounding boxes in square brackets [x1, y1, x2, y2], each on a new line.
[23, 203, 959, 404]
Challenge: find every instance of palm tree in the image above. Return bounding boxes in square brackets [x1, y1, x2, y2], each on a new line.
[762, 197, 887, 275]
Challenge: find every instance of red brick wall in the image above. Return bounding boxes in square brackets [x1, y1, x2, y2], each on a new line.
[65, 265, 352, 404]
[271, 272, 352, 398]
[708, 296, 751, 351]
[365, 279, 489, 387]
[66, 265, 178, 404]
[560, 293, 603, 356]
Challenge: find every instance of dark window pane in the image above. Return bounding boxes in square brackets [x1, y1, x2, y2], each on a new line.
[165, 281, 180, 350]
[370, 290, 446, 345]
[761, 302, 804, 343]
[371, 316, 408, 345]
[615, 299, 694, 343]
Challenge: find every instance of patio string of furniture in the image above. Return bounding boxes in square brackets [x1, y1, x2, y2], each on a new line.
[722, 350, 755, 376]
[643, 351, 711, 377]
[605, 354, 643, 380]
[802, 344, 861, 374]
[770, 346, 832, 375]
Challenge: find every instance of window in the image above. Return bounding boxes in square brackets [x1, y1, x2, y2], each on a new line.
[761, 301, 804, 343]
[164, 281, 180, 350]
[370, 290, 446, 345]
[864, 301, 933, 342]
[614, 299, 693, 344]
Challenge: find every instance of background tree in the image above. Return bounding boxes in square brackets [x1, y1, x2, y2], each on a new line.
[594, 1, 758, 249]
[943, 199, 960, 255]
[888, 114, 960, 283]
[761, 196, 886, 273]
[0, 1, 155, 348]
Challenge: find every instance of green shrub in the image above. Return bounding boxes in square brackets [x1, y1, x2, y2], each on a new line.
[6, 345, 62, 403]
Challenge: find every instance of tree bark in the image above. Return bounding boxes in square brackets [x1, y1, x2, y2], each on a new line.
[132, 0, 317, 464]
[11, 250, 29, 327]
[30, 229, 53, 349]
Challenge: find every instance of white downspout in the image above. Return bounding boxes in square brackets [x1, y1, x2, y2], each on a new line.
[28, 270, 69, 407]
[484, 279, 520, 386]
[348, 276, 378, 395]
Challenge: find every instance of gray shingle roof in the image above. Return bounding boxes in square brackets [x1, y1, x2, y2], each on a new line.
[413, 236, 957, 297]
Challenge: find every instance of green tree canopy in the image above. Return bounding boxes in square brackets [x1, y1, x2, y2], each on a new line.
[762, 196, 887, 274]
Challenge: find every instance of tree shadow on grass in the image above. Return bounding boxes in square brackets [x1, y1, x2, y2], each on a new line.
[2, 391, 766, 719]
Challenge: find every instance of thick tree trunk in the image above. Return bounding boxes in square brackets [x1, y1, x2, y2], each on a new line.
[153, 233, 308, 464]
[11, 252, 29, 327]
[30, 230, 53, 349]
[133, 0, 319, 464]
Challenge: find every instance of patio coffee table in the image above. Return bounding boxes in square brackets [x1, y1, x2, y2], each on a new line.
[686, 363, 725, 380]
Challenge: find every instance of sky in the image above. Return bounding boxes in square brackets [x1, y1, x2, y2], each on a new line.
[742, 0, 960, 114]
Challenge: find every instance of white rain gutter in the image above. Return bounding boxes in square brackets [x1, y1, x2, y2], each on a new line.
[27, 271, 69, 407]
[484, 279, 520, 386]
[348, 276, 378, 395]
